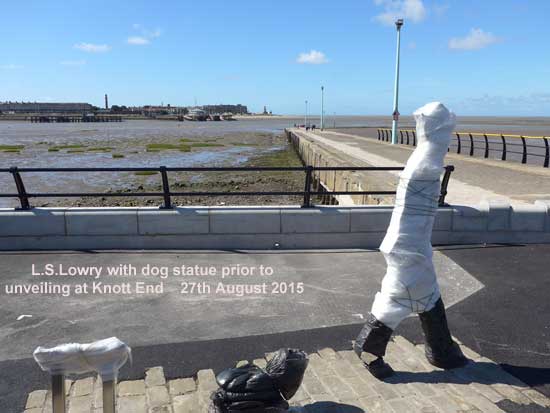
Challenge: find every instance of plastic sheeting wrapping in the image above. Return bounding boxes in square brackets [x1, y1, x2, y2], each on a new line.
[210, 348, 308, 412]
[371, 102, 455, 330]
[265, 348, 309, 400]
[33, 337, 131, 381]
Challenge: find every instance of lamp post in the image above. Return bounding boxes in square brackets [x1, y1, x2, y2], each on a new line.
[305, 100, 308, 128]
[391, 19, 404, 145]
[321, 86, 325, 130]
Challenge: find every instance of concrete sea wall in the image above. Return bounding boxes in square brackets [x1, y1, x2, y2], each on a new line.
[286, 129, 396, 205]
[1, 202, 550, 250]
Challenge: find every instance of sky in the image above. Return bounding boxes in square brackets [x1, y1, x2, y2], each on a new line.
[0, 0, 549, 116]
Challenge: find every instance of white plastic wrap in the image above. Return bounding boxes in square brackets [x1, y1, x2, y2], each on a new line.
[33, 337, 131, 381]
[371, 102, 455, 330]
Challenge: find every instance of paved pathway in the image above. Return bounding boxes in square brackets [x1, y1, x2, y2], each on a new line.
[293, 128, 550, 205]
[24, 336, 550, 413]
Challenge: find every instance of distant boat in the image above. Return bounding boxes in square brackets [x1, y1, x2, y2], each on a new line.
[184, 108, 208, 121]
[221, 112, 234, 121]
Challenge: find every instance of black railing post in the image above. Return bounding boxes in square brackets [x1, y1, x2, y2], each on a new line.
[520, 136, 527, 164]
[483, 134, 489, 158]
[377, 129, 381, 140]
[406, 131, 410, 145]
[501, 135, 507, 161]
[543, 137, 549, 168]
[456, 133, 461, 154]
[438, 165, 454, 207]
[469, 133, 474, 156]
[159, 166, 173, 209]
[413, 131, 416, 146]
[302, 165, 313, 208]
[399, 130, 404, 144]
[9, 166, 31, 210]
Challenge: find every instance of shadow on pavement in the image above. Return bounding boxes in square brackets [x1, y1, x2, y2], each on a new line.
[497, 399, 550, 413]
[500, 364, 550, 388]
[385, 361, 541, 387]
[293, 402, 364, 413]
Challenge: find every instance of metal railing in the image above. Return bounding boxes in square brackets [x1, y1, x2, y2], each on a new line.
[1, 165, 455, 210]
[378, 128, 550, 168]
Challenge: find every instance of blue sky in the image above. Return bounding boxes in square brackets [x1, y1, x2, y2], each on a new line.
[1, 0, 549, 116]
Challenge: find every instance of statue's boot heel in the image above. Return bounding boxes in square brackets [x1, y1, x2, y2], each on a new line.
[353, 313, 394, 379]
[419, 298, 468, 369]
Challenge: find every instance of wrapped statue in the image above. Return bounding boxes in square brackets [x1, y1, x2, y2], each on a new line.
[209, 348, 308, 412]
[354, 102, 468, 379]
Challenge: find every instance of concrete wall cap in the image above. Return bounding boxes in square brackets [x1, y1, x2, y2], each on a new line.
[138, 208, 209, 235]
[0, 209, 66, 237]
[482, 200, 512, 232]
[510, 204, 547, 232]
[210, 209, 281, 234]
[66, 209, 138, 235]
[281, 208, 350, 233]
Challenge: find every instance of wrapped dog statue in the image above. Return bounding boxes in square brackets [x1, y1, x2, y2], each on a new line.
[354, 102, 468, 379]
[209, 348, 308, 412]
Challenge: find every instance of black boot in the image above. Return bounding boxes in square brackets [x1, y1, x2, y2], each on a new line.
[354, 313, 394, 379]
[419, 298, 468, 369]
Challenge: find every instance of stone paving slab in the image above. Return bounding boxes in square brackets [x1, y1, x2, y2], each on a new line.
[23, 336, 550, 413]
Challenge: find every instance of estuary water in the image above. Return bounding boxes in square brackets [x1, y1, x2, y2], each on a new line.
[1, 116, 549, 208]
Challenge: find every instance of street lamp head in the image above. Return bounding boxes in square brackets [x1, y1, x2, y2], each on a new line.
[396, 19, 404, 28]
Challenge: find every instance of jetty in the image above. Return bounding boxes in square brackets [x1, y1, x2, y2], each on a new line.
[29, 114, 123, 123]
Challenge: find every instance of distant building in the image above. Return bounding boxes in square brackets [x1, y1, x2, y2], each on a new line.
[0, 102, 94, 113]
[200, 104, 248, 115]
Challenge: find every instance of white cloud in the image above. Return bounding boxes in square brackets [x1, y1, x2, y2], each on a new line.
[148, 29, 161, 38]
[0, 64, 23, 70]
[127, 25, 161, 46]
[374, 0, 426, 26]
[127, 36, 150, 45]
[296, 50, 329, 65]
[449, 28, 499, 50]
[60, 59, 86, 66]
[74, 43, 111, 53]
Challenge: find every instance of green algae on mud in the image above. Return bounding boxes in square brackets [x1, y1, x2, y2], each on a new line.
[60, 142, 309, 207]
[146, 143, 191, 152]
[190, 143, 224, 148]
[49, 144, 87, 150]
[0, 145, 24, 152]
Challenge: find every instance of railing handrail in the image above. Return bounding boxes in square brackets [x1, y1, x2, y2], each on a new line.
[0, 166, 405, 173]
[1, 165, 455, 210]
[377, 127, 549, 140]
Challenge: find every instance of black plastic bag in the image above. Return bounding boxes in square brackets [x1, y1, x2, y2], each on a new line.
[265, 348, 309, 400]
[209, 348, 308, 412]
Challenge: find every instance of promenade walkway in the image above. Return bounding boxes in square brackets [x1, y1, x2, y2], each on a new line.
[292, 128, 550, 206]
